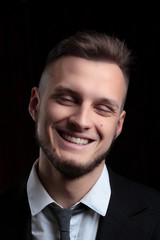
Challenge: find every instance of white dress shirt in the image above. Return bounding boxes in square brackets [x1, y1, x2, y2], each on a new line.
[27, 160, 111, 240]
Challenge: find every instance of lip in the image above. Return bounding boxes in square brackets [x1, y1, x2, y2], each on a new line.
[56, 130, 95, 150]
[59, 130, 95, 141]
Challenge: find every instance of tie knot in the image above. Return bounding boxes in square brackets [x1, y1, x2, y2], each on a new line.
[50, 204, 72, 231]
[48, 203, 87, 240]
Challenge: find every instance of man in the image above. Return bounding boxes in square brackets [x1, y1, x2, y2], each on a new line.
[1, 30, 160, 240]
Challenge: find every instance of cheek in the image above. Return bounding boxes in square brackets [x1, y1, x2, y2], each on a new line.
[98, 119, 118, 140]
[48, 103, 72, 122]
[37, 106, 53, 134]
[43, 104, 64, 124]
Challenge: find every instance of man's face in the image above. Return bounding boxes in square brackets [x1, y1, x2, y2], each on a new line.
[29, 56, 127, 179]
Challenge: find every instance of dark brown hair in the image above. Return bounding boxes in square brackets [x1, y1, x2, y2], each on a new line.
[40, 30, 131, 90]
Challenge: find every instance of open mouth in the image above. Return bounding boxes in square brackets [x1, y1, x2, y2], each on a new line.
[58, 131, 93, 146]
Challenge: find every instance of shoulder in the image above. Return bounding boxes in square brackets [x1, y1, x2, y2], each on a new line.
[107, 166, 160, 210]
[0, 176, 28, 196]
[0, 176, 29, 213]
[97, 166, 160, 239]
[0, 177, 31, 239]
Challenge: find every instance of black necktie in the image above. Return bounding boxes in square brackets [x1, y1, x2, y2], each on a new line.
[49, 203, 86, 240]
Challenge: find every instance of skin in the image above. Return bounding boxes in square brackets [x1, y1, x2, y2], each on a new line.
[28, 56, 127, 208]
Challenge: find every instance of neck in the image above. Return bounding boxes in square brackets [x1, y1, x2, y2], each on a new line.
[37, 155, 105, 209]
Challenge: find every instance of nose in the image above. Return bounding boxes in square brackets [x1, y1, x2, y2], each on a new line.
[68, 105, 93, 131]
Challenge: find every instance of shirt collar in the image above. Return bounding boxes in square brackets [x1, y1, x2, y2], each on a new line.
[81, 164, 111, 216]
[27, 159, 111, 217]
[27, 159, 54, 216]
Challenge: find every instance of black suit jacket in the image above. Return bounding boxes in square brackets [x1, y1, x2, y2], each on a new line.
[1, 166, 160, 240]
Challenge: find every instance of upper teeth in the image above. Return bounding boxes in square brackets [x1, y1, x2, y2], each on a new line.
[63, 133, 89, 145]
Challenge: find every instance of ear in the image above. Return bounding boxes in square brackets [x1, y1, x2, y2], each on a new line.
[115, 110, 126, 138]
[28, 87, 40, 122]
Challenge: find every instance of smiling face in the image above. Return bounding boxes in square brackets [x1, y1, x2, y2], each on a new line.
[29, 56, 127, 179]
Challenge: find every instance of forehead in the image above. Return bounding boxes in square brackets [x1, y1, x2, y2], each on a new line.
[42, 56, 127, 105]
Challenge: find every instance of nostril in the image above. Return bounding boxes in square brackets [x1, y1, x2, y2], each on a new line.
[68, 114, 92, 131]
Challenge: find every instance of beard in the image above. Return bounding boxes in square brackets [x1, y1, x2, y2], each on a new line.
[35, 128, 116, 179]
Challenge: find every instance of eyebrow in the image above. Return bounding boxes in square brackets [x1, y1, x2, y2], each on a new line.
[52, 85, 119, 110]
[52, 86, 78, 95]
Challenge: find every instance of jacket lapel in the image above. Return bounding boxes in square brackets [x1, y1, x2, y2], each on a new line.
[96, 166, 159, 240]
[17, 177, 32, 240]
[96, 194, 132, 240]
[5, 177, 32, 240]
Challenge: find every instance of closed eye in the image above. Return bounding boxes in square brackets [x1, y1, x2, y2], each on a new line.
[94, 104, 116, 116]
[56, 95, 77, 105]
[95, 104, 110, 112]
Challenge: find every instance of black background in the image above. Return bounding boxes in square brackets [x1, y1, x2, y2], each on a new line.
[0, 0, 160, 190]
